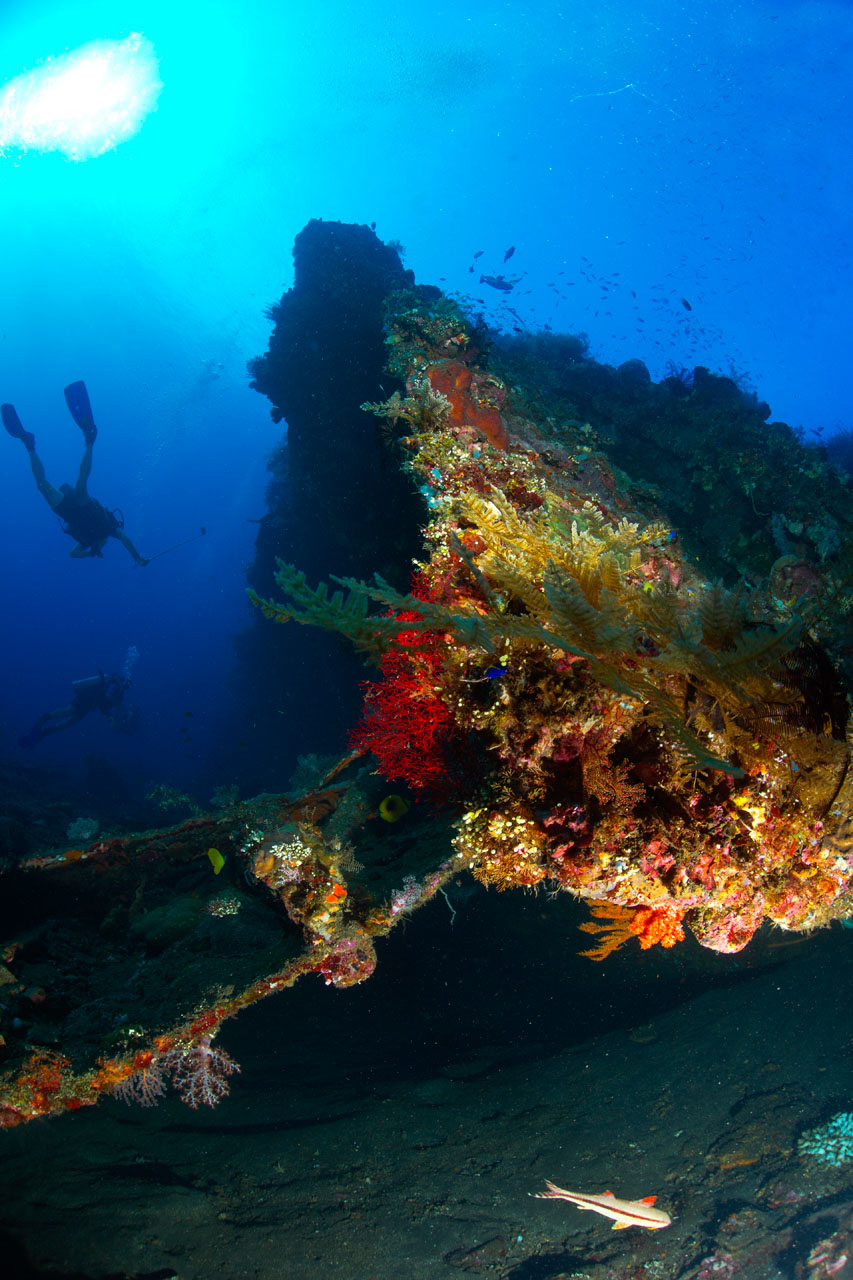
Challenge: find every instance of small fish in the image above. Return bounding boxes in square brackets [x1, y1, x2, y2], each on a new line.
[503, 245, 515, 262]
[681, 297, 693, 311]
[473, 249, 484, 259]
[379, 794, 411, 822]
[531, 1181, 671, 1231]
[460, 665, 508, 684]
[207, 847, 226, 875]
[480, 274, 515, 292]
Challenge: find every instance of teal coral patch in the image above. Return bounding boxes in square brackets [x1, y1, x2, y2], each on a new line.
[798, 1112, 853, 1166]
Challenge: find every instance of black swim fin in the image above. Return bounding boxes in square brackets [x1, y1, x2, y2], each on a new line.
[1, 403, 35, 450]
[64, 381, 97, 440]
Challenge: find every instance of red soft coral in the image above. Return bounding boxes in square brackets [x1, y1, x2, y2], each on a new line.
[350, 569, 478, 805]
[351, 613, 457, 800]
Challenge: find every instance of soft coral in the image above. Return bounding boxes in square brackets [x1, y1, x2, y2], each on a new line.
[351, 611, 458, 801]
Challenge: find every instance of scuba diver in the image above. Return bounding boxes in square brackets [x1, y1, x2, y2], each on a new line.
[19, 670, 134, 749]
[2, 381, 148, 566]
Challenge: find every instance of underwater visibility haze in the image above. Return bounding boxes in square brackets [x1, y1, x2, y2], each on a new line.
[2, 2, 853, 1278]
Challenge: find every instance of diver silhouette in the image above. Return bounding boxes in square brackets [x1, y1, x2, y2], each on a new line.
[2, 381, 148, 565]
[19, 671, 133, 749]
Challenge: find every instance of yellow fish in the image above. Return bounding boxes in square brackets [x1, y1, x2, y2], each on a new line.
[379, 794, 411, 822]
[206, 847, 225, 875]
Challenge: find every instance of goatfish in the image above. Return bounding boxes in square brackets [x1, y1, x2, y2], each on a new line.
[531, 1181, 671, 1230]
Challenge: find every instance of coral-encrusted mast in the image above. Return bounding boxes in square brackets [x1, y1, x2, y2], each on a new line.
[255, 287, 853, 957]
[0, 772, 471, 1127]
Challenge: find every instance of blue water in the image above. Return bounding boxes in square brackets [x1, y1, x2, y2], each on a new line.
[0, 0, 850, 796]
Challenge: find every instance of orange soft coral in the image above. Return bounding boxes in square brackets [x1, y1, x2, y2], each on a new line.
[630, 903, 686, 949]
[579, 902, 685, 959]
[426, 359, 509, 450]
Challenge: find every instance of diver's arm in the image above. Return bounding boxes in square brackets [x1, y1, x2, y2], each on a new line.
[69, 543, 97, 558]
[112, 529, 148, 566]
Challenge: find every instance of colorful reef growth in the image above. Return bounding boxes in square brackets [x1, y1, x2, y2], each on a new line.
[254, 283, 853, 959]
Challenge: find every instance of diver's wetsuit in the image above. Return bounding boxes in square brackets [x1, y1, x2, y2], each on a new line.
[54, 486, 122, 554]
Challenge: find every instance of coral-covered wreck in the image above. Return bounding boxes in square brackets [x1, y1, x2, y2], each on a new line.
[255, 280, 853, 958]
[3, 220, 853, 1128]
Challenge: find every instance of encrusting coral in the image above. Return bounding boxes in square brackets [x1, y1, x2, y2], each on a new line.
[253, 287, 853, 958]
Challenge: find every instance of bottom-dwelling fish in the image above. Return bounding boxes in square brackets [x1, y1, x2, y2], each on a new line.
[531, 1180, 671, 1230]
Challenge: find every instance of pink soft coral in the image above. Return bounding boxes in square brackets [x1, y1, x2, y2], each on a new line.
[163, 1036, 240, 1109]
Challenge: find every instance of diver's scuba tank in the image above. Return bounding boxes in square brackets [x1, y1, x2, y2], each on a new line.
[72, 675, 104, 694]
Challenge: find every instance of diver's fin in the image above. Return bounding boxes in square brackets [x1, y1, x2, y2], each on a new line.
[64, 381, 97, 440]
[1, 404, 35, 450]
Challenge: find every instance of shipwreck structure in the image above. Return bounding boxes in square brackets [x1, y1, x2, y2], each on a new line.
[2, 220, 853, 1127]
